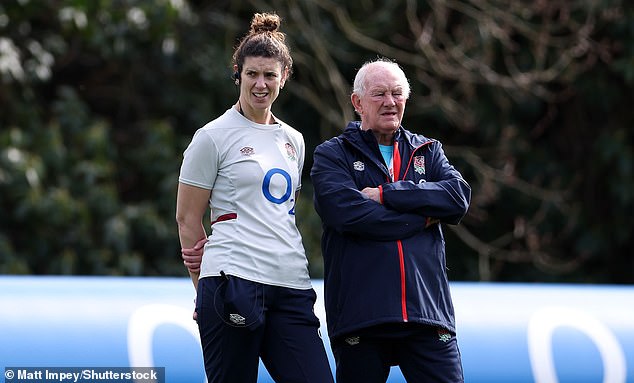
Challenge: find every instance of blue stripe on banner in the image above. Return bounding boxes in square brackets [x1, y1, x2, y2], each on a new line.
[1, 276, 633, 383]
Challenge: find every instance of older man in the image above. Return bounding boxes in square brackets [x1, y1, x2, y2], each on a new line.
[311, 58, 471, 383]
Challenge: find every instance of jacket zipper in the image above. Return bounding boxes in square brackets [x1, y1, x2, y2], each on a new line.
[392, 141, 408, 322]
[351, 131, 432, 323]
[394, 140, 432, 323]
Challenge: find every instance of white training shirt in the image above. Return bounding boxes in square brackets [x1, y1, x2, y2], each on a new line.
[179, 107, 312, 289]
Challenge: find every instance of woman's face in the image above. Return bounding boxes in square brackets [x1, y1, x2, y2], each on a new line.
[236, 56, 287, 115]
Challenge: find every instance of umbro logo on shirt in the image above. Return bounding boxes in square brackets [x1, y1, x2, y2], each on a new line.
[240, 146, 255, 156]
[353, 161, 364, 171]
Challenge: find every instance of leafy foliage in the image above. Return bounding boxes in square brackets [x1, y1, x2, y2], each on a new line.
[0, 0, 632, 282]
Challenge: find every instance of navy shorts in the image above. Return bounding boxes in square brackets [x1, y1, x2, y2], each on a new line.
[196, 275, 334, 383]
[331, 323, 464, 383]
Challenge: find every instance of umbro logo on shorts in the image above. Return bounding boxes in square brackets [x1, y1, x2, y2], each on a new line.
[229, 313, 246, 325]
[345, 336, 360, 345]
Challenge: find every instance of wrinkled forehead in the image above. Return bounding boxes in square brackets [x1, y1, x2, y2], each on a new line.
[365, 66, 406, 91]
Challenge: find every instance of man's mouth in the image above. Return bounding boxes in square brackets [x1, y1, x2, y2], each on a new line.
[253, 92, 268, 98]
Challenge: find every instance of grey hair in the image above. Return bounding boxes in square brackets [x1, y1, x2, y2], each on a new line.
[352, 58, 411, 99]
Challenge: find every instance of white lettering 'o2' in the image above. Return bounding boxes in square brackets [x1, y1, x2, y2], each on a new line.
[527, 306, 626, 383]
[127, 304, 205, 383]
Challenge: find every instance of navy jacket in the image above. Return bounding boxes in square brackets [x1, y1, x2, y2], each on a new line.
[310, 122, 471, 339]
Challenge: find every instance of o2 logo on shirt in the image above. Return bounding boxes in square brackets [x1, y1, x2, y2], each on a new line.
[262, 168, 296, 215]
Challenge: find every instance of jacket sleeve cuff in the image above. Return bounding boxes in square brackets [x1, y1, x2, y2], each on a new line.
[378, 185, 384, 204]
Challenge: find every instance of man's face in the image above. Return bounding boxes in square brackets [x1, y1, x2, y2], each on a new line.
[352, 64, 407, 136]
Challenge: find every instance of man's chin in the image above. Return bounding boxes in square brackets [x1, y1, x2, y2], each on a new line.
[381, 122, 400, 131]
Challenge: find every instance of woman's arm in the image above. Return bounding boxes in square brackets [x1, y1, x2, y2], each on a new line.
[175, 182, 211, 290]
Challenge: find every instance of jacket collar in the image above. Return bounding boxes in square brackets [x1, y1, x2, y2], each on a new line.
[341, 121, 434, 153]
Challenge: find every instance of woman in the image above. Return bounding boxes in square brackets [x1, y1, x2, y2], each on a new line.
[175, 12, 333, 383]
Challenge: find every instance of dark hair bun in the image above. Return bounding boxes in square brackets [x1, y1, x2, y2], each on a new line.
[250, 13, 281, 34]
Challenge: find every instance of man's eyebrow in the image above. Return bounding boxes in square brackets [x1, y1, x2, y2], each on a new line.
[370, 86, 403, 93]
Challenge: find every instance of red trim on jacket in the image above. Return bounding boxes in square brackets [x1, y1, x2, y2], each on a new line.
[397, 240, 408, 322]
[392, 141, 408, 322]
[402, 141, 433, 176]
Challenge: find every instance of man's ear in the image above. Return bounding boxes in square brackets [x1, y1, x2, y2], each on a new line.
[351, 93, 362, 115]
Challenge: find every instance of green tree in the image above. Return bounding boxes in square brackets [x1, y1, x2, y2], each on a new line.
[1, 0, 632, 283]
[246, 0, 634, 282]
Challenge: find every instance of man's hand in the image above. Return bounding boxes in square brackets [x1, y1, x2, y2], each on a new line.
[362, 187, 440, 228]
[181, 237, 207, 273]
[361, 187, 381, 203]
[425, 218, 440, 228]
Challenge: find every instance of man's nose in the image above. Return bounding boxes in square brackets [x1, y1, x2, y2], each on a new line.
[384, 94, 397, 105]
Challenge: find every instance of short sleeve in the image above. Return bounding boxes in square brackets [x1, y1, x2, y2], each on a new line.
[178, 128, 218, 190]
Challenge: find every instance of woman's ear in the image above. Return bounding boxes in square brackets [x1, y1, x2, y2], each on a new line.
[232, 65, 240, 84]
[280, 66, 289, 89]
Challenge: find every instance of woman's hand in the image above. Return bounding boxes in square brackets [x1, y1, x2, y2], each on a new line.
[181, 237, 207, 273]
